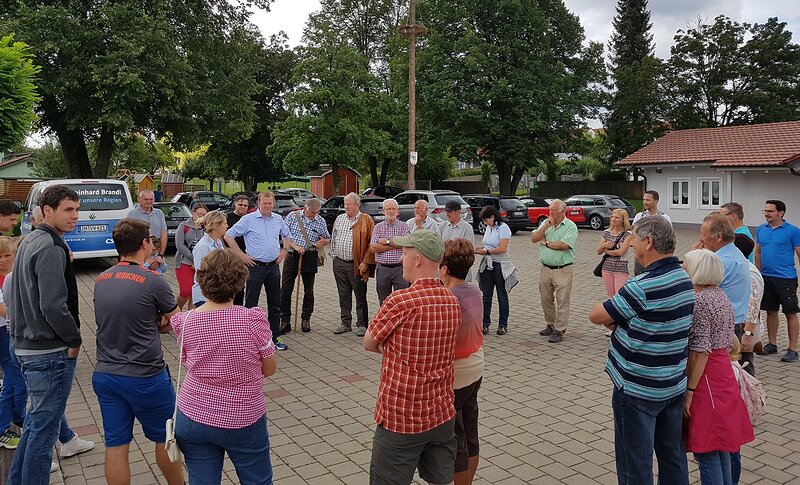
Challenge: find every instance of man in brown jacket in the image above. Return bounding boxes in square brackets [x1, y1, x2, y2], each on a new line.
[331, 192, 376, 336]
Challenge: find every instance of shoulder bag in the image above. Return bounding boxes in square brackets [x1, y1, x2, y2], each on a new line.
[593, 231, 627, 278]
[165, 309, 193, 463]
[295, 212, 324, 272]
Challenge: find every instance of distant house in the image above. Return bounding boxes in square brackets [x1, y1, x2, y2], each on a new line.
[0, 152, 35, 178]
[617, 121, 800, 226]
[307, 164, 360, 199]
[160, 172, 185, 199]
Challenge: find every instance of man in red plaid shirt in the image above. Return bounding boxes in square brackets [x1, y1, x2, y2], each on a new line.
[364, 229, 461, 485]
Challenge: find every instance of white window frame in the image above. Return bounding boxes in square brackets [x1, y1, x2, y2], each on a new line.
[697, 177, 722, 209]
[668, 177, 690, 209]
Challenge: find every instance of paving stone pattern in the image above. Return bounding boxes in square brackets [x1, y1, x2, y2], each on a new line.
[37, 227, 800, 484]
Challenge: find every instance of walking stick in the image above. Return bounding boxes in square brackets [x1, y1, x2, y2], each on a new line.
[293, 252, 303, 333]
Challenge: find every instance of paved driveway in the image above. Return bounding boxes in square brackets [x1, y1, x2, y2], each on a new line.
[35, 226, 800, 484]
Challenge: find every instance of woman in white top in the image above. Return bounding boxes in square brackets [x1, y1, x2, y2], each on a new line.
[191, 211, 228, 306]
[475, 205, 517, 335]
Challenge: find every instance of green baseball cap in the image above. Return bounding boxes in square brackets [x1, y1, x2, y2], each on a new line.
[391, 229, 445, 262]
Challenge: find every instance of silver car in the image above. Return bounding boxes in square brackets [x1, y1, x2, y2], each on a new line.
[393, 190, 472, 223]
[282, 188, 326, 205]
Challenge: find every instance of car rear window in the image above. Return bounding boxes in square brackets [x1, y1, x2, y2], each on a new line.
[274, 198, 297, 208]
[67, 183, 129, 210]
[499, 199, 526, 210]
[609, 198, 630, 207]
[158, 204, 191, 218]
[434, 194, 466, 206]
[362, 201, 383, 212]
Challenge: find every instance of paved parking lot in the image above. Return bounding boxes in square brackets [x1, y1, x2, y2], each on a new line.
[21, 226, 800, 484]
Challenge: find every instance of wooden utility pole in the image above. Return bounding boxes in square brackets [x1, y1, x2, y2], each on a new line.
[399, 0, 427, 190]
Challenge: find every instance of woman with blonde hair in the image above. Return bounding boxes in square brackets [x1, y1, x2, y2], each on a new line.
[596, 209, 632, 297]
[191, 211, 228, 307]
[682, 249, 753, 485]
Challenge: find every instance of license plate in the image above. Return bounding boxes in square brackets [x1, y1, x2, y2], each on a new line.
[515, 211, 524, 216]
[168, 229, 176, 235]
[79, 224, 107, 233]
[569, 210, 580, 215]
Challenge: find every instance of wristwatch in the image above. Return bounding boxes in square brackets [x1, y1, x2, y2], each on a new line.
[744, 330, 754, 337]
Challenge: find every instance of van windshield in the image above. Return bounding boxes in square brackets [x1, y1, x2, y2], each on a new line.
[66, 184, 130, 211]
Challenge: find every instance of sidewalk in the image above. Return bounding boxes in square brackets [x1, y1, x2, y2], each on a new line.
[32, 227, 800, 484]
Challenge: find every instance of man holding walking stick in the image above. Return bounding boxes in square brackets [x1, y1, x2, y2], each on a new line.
[280, 199, 330, 333]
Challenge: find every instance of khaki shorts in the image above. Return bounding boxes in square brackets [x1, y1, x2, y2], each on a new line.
[369, 419, 456, 485]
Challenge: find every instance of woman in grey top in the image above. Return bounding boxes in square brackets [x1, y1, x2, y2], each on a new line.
[174, 204, 207, 310]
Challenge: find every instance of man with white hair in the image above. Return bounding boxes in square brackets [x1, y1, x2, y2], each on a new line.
[370, 199, 411, 306]
[127, 189, 167, 264]
[331, 193, 375, 336]
[407, 199, 438, 232]
[530, 199, 578, 343]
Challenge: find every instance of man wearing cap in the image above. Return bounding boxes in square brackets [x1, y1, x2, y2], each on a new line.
[365, 229, 461, 485]
[370, 199, 411, 306]
[438, 199, 475, 282]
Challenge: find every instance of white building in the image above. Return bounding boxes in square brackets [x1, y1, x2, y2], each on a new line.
[617, 121, 800, 226]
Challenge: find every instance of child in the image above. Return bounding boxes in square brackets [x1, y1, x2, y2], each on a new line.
[0, 237, 25, 449]
[145, 238, 168, 274]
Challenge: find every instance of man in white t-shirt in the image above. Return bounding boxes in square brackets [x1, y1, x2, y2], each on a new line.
[633, 190, 672, 275]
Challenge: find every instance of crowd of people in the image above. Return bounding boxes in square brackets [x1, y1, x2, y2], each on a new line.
[0, 185, 796, 485]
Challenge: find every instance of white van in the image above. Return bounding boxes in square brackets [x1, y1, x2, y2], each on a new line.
[22, 179, 134, 259]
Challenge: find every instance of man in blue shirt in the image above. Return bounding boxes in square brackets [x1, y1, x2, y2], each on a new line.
[755, 199, 800, 363]
[224, 191, 292, 350]
[697, 213, 754, 373]
[590, 217, 694, 485]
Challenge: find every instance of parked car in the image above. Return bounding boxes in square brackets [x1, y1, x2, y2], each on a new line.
[363, 185, 405, 198]
[393, 190, 472, 224]
[154, 202, 192, 248]
[320, 195, 386, 232]
[563, 194, 636, 230]
[282, 188, 326, 205]
[463, 195, 530, 234]
[170, 191, 229, 211]
[519, 197, 586, 227]
[218, 191, 258, 212]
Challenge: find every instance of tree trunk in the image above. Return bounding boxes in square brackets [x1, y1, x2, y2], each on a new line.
[94, 127, 114, 178]
[495, 161, 513, 195]
[207, 179, 214, 191]
[511, 167, 525, 195]
[368, 156, 379, 187]
[41, 94, 93, 178]
[243, 176, 257, 192]
[379, 158, 391, 186]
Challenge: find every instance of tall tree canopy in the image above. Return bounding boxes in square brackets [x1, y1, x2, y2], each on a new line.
[665, 15, 800, 129]
[417, 0, 605, 194]
[605, 0, 665, 163]
[0, 0, 269, 177]
[0, 35, 40, 151]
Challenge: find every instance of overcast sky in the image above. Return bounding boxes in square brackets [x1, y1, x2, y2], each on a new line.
[251, 0, 800, 58]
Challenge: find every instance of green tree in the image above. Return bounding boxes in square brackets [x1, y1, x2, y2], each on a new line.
[269, 24, 384, 195]
[28, 140, 67, 177]
[605, 0, 666, 163]
[0, 35, 40, 151]
[417, 0, 605, 195]
[665, 15, 800, 128]
[181, 152, 220, 191]
[1, 0, 268, 178]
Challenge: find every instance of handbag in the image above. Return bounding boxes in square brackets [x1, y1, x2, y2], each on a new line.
[295, 212, 325, 271]
[594, 231, 627, 278]
[165, 309, 193, 463]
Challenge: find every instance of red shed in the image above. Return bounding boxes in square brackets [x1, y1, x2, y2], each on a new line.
[308, 164, 361, 199]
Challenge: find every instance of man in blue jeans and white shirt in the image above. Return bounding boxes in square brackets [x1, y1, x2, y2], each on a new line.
[7, 185, 84, 485]
[590, 217, 695, 485]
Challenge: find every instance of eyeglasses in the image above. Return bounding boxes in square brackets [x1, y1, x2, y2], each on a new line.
[762, 209, 777, 213]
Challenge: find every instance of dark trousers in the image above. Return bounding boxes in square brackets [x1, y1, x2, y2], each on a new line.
[333, 257, 368, 328]
[375, 264, 408, 306]
[734, 323, 756, 377]
[233, 290, 244, 306]
[479, 266, 509, 329]
[245, 262, 282, 339]
[280, 252, 316, 323]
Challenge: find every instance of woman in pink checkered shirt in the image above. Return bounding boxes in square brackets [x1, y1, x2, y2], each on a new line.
[171, 249, 278, 485]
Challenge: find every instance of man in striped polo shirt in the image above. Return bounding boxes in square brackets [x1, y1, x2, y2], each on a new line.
[590, 217, 694, 485]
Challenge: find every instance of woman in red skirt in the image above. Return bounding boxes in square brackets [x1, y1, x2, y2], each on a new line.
[683, 249, 754, 485]
[175, 204, 207, 310]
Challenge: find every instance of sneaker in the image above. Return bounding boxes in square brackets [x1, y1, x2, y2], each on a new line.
[301, 319, 311, 333]
[333, 324, 352, 335]
[280, 322, 292, 334]
[548, 331, 564, 343]
[781, 349, 799, 363]
[0, 430, 20, 449]
[59, 434, 95, 457]
[758, 343, 778, 355]
[274, 337, 288, 351]
[497, 327, 507, 335]
[482, 326, 489, 335]
[355, 326, 367, 337]
[539, 326, 555, 336]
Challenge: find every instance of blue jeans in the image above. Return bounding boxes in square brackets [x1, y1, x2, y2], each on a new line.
[8, 350, 77, 485]
[695, 451, 732, 485]
[479, 266, 509, 329]
[0, 329, 26, 432]
[612, 387, 688, 485]
[176, 408, 273, 485]
[730, 451, 741, 485]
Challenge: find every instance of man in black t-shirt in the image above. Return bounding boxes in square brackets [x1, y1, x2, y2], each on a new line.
[225, 194, 250, 304]
[92, 218, 184, 485]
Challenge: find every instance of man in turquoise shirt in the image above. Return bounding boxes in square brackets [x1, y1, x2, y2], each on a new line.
[530, 199, 578, 343]
[721, 202, 754, 263]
